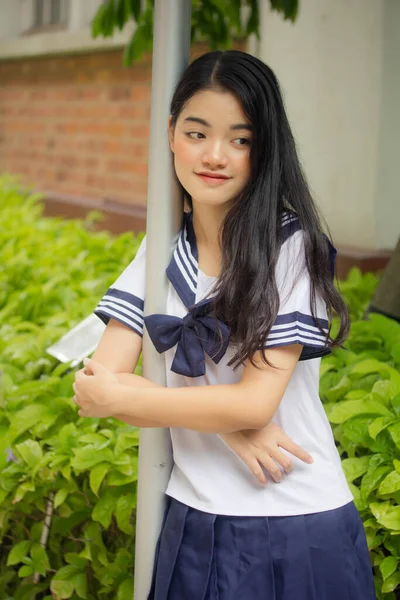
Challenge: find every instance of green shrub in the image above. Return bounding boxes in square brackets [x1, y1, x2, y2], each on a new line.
[0, 176, 143, 599]
[0, 175, 399, 599]
[321, 312, 400, 599]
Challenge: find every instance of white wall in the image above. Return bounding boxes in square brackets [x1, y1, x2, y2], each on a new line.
[258, 0, 399, 250]
[0, 0, 135, 58]
[375, 0, 400, 250]
[0, 0, 23, 40]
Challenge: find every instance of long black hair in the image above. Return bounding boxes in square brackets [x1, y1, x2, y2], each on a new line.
[170, 50, 349, 368]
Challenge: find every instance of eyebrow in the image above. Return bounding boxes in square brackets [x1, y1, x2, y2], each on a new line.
[184, 116, 252, 132]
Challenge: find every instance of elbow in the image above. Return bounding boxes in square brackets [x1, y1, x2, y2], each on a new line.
[244, 410, 271, 430]
[230, 406, 270, 432]
[237, 388, 275, 430]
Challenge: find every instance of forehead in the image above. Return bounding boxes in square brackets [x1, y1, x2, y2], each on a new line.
[178, 89, 249, 127]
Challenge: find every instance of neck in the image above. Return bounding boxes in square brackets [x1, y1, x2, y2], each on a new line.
[191, 202, 229, 251]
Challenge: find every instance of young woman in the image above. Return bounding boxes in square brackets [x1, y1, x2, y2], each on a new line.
[73, 51, 376, 600]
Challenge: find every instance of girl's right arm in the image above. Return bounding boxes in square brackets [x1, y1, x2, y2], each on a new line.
[90, 318, 161, 427]
[89, 320, 312, 480]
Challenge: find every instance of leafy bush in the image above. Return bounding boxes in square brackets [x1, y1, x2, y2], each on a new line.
[0, 176, 143, 599]
[322, 285, 400, 598]
[0, 175, 399, 599]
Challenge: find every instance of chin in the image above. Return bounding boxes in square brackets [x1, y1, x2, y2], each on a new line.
[192, 196, 235, 209]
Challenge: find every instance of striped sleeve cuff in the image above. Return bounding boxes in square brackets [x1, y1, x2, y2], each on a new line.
[94, 288, 144, 337]
[264, 311, 330, 355]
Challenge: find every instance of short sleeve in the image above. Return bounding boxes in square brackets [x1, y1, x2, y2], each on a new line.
[94, 236, 146, 337]
[265, 230, 332, 360]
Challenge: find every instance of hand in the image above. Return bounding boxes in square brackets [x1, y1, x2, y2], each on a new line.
[73, 358, 119, 418]
[221, 422, 313, 486]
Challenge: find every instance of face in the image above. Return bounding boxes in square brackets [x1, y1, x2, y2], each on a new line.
[169, 89, 252, 209]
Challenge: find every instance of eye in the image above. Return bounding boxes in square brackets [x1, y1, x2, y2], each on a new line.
[233, 137, 251, 146]
[186, 132, 206, 140]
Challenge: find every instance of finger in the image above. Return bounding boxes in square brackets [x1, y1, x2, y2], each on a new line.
[75, 371, 84, 381]
[249, 458, 268, 486]
[77, 367, 92, 377]
[256, 454, 283, 482]
[83, 358, 107, 375]
[268, 448, 293, 474]
[72, 395, 79, 405]
[238, 452, 267, 486]
[278, 439, 313, 464]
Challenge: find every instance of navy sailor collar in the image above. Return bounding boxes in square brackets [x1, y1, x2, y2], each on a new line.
[165, 210, 301, 309]
[166, 211, 199, 308]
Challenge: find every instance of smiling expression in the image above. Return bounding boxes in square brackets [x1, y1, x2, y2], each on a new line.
[169, 89, 252, 209]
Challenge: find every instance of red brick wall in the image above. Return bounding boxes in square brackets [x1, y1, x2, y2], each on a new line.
[0, 49, 151, 207]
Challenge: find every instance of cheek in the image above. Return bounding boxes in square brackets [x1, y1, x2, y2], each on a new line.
[232, 151, 251, 181]
[173, 138, 198, 169]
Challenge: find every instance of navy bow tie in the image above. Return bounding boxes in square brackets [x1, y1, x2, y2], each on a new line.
[144, 300, 231, 378]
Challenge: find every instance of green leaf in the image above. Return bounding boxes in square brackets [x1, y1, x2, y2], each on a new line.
[65, 552, 88, 569]
[13, 480, 35, 503]
[117, 576, 134, 600]
[325, 398, 392, 424]
[324, 376, 351, 402]
[89, 462, 110, 495]
[71, 446, 114, 472]
[79, 433, 110, 448]
[379, 555, 398, 581]
[376, 506, 400, 530]
[372, 380, 394, 402]
[381, 570, 400, 593]
[7, 540, 31, 566]
[369, 417, 397, 439]
[30, 543, 50, 576]
[115, 493, 136, 533]
[388, 422, 400, 449]
[348, 482, 368, 512]
[350, 358, 390, 377]
[8, 404, 58, 442]
[72, 572, 87, 599]
[341, 456, 370, 482]
[50, 579, 75, 599]
[15, 439, 43, 467]
[391, 341, 400, 363]
[361, 465, 392, 499]
[114, 430, 140, 455]
[378, 471, 400, 496]
[107, 469, 137, 486]
[341, 416, 371, 446]
[391, 393, 400, 416]
[92, 487, 120, 528]
[51, 565, 81, 599]
[54, 487, 69, 508]
[370, 501, 391, 521]
[18, 564, 34, 578]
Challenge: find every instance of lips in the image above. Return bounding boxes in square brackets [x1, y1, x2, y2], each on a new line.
[197, 172, 230, 179]
[196, 172, 231, 185]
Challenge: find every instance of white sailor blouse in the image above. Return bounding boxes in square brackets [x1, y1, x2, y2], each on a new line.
[94, 211, 335, 377]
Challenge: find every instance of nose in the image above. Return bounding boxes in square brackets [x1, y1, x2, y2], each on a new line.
[202, 140, 228, 169]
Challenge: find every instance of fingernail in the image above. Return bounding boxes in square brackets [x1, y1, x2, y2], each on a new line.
[307, 457, 314, 463]
[83, 358, 89, 365]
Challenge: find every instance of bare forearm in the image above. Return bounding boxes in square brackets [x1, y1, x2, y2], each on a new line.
[113, 373, 165, 428]
[112, 382, 273, 433]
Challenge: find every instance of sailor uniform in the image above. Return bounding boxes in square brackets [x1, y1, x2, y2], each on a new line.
[94, 211, 376, 600]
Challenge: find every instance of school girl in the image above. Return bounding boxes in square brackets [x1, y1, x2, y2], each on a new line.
[73, 51, 376, 600]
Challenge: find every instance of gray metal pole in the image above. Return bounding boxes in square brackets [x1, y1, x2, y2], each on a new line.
[133, 2, 191, 599]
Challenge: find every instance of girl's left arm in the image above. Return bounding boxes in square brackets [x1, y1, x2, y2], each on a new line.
[74, 344, 302, 433]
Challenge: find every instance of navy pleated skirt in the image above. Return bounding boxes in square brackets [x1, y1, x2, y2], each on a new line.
[147, 497, 376, 600]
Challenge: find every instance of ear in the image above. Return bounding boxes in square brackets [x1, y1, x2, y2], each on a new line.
[168, 116, 175, 153]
